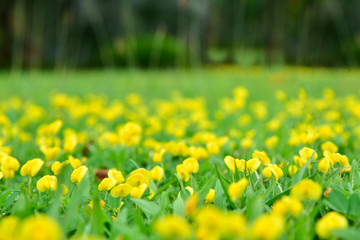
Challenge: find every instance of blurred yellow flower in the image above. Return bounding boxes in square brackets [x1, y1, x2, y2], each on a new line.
[250, 214, 284, 240]
[0, 216, 20, 240]
[247, 158, 261, 173]
[20, 158, 44, 177]
[70, 166, 88, 183]
[228, 178, 248, 202]
[204, 189, 215, 203]
[224, 156, 245, 173]
[37, 175, 58, 192]
[252, 150, 270, 165]
[272, 196, 303, 216]
[316, 212, 348, 239]
[108, 169, 125, 184]
[110, 183, 132, 198]
[154, 214, 192, 239]
[150, 166, 164, 181]
[291, 179, 322, 201]
[98, 177, 117, 192]
[19, 214, 62, 240]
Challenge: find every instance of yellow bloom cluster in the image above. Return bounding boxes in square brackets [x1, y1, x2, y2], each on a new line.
[0, 81, 357, 240]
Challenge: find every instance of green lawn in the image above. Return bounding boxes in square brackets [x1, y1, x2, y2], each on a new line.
[1, 67, 359, 102]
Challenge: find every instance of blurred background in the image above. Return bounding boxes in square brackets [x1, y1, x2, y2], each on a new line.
[1, 0, 360, 70]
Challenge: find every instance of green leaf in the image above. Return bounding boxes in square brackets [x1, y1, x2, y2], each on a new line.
[131, 198, 161, 218]
[91, 196, 109, 236]
[2, 191, 19, 211]
[198, 174, 216, 204]
[151, 177, 176, 199]
[0, 189, 14, 206]
[348, 193, 360, 216]
[215, 166, 236, 209]
[350, 160, 359, 189]
[173, 197, 184, 216]
[325, 189, 348, 214]
[11, 194, 27, 217]
[214, 180, 226, 210]
[325, 168, 341, 181]
[246, 195, 264, 222]
[265, 188, 291, 205]
[332, 228, 360, 240]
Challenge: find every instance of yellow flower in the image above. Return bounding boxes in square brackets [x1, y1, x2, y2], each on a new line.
[228, 178, 248, 202]
[262, 164, 283, 180]
[126, 173, 150, 187]
[299, 147, 318, 162]
[63, 134, 77, 153]
[2, 169, 15, 179]
[70, 166, 88, 183]
[20, 158, 44, 177]
[98, 177, 117, 192]
[247, 158, 261, 173]
[323, 151, 338, 165]
[178, 186, 195, 198]
[51, 161, 69, 175]
[108, 169, 125, 184]
[176, 164, 190, 182]
[266, 136, 279, 149]
[224, 156, 245, 173]
[241, 137, 253, 149]
[183, 157, 199, 173]
[130, 183, 148, 198]
[223, 212, 247, 238]
[0, 151, 8, 162]
[318, 158, 331, 173]
[293, 155, 309, 168]
[337, 153, 351, 168]
[204, 189, 215, 203]
[272, 196, 303, 216]
[36, 175, 58, 192]
[40, 146, 61, 160]
[182, 186, 194, 196]
[321, 141, 338, 153]
[185, 193, 199, 216]
[110, 183, 132, 197]
[195, 206, 223, 240]
[291, 179, 322, 201]
[69, 156, 82, 169]
[154, 214, 192, 239]
[153, 148, 165, 163]
[288, 164, 298, 177]
[129, 168, 151, 181]
[250, 214, 284, 240]
[252, 150, 270, 164]
[150, 166, 164, 181]
[19, 214, 62, 240]
[316, 212, 348, 239]
[189, 146, 208, 160]
[47, 120, 63, 135]
[1, 156, 20, 171]
[0, 216, 20, 240]
[206, 141, 220, 155]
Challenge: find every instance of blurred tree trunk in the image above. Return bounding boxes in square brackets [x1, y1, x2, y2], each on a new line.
[11, 0, 26, 72]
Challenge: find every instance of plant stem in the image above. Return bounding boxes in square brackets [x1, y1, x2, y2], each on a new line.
[29, 176, 32, 199]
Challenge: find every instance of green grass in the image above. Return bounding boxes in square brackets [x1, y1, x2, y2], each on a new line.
[1, 67, 360, 102]
[1, 67, 360, 240]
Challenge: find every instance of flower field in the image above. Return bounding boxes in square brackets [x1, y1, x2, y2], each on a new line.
[1, 68, 360, 240]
